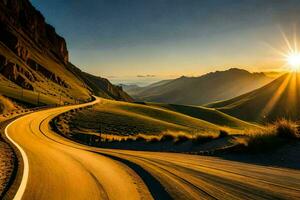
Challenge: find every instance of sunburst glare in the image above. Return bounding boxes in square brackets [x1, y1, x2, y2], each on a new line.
[266, 28, 300, 72]
[286, 52, 300, 71]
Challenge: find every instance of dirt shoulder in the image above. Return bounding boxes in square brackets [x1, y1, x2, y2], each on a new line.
[0, 120, 17, 199]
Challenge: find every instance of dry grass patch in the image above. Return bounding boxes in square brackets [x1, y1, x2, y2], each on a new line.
[245, 119, 299, 152]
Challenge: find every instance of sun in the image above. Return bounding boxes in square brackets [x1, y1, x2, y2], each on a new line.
[286, 52, 300, 71]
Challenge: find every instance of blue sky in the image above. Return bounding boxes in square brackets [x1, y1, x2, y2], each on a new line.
[31, 0, 300, 85]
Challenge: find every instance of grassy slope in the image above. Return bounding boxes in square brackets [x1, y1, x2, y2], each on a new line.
[0, 39, 90, 105]
[207, 73, 300, 122]
[144, 102, 257, 129]
[69, 98, 257, 137]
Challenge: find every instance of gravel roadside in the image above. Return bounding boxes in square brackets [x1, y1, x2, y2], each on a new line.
[0, 120, 18, 199]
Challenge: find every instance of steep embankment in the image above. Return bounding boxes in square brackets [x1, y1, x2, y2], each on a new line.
[0, 0, 131, 105]
[125, 68, 273, 105]
[207, 73, 300, 122]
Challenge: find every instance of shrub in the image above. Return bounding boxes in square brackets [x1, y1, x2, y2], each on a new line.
[244, 119, 299, 152]
[192, 134, 215, 144]
[218, 130, 229, 138]
[160, 134, 175, 142]
[125, 137, 135, 142]
[135, 135, 147, 142]
[275, 119, 299, 139]
[246, 132, 282, 152]
[174, 135, 190, 144]
[149, 137, 159, 143]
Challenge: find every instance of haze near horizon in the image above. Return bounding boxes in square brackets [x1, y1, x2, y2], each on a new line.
[31, 0, 300, 84]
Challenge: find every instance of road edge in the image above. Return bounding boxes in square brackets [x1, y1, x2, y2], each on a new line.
[4, 117, 29, 200]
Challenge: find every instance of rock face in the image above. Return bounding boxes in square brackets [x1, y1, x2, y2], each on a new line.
[0, 0, 70, 91]
[0, 0, 68, 64]
[0, 0, 132, 103]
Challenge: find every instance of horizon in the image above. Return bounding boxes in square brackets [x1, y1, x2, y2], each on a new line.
[110, 68, 287, 86]
[31, 0, 300, 84]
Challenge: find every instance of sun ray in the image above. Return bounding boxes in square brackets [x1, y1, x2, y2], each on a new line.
[280, 28, 294, 53]
[287, 73, 298, 117]
[263, 42, 287, 57]
[260, 74, 291, 119]
[293, 24, 298, 52]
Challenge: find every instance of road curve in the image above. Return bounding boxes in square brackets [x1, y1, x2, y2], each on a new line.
[6, 99, 152, 200]
[5, 98, 300, 200]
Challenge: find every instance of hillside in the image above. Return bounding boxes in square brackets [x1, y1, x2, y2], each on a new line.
[143, 102, 256, 130]
[62, 98, 257, 139]
[0, 0, 131, 105]
[125, 68, 273, 105]
[207, 73, 300, 122]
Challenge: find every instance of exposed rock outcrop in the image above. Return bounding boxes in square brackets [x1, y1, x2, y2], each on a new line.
[0, 0, 132, 103]
[0, 54, 34, 90]
[0, 0, 68, 64]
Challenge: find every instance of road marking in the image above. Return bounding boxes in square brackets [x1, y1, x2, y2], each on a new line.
[5, 117, 29, 200]
[1, 97, 99, 199]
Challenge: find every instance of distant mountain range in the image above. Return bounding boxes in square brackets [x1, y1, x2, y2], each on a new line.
[207, 73, 300, 122]
[0, 0, 132, 106]
[124, 68, 274, 105]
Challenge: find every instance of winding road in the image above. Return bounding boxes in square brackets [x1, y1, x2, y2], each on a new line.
[5, 98, 300, 200]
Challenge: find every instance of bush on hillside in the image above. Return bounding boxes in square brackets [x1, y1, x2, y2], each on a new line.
[245, 119, 299, 152]
[218, 130, 229, 138]
[192, 134, 215, 144]
[275, 119, 299, 139]
[135, 135, 147, 142]
[174, 135, 190, 144]
[160, 134, 175, 142]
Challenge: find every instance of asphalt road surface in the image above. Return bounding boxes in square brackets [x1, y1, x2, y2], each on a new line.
[5, 98, 300, 200]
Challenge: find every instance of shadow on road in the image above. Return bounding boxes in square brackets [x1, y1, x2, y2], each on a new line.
[97, 153, 173, 200]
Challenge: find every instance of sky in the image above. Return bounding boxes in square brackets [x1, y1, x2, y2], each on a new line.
[31, 0, 300, 85]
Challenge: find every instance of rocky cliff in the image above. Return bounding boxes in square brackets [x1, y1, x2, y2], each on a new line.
[0, 0, 132, 104]
[0, 0, 68, 64]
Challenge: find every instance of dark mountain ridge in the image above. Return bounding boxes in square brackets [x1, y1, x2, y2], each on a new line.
[126, 68, 273, 105]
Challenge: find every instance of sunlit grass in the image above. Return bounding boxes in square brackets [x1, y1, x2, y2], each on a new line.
[245, 119, 299, 152]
